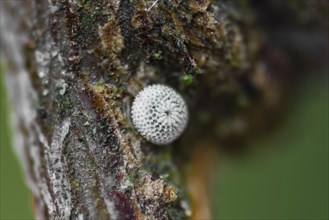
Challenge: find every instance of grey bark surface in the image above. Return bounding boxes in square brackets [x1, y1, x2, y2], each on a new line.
[1, 0, 328, 220]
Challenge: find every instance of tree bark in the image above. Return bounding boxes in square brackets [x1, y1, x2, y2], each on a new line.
[1, 0, 327, 219]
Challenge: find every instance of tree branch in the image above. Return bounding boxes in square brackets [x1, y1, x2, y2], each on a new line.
[1, 0, 327, 219]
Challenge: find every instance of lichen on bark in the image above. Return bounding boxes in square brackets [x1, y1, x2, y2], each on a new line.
[1, 0, 328, 219]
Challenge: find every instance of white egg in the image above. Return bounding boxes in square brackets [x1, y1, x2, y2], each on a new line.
[131, 84, 189, 145]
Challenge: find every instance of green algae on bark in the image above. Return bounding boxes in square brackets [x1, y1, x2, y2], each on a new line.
[1, 0, 328, 219]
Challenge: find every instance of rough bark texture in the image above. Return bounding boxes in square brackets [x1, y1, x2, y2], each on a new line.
[1, 0, 328, 219]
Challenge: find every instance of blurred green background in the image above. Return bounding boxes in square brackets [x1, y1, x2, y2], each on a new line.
[212, 74, 329, 219]
[1, 67, 34, 220]
[0, 65, 328, 219]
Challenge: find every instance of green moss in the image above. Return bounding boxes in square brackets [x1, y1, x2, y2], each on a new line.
[128, 172, 139, 185]
[126, 126, 136, 132]
[116, 84, 127, 94]
[96, 80, 105, 87]
[181, 74, 194, 85]
[58, 96, 73, 111]
[153, 50, 163, 59]
[226, 52, 239, 67]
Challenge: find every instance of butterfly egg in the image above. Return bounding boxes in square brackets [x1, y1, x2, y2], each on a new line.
[131, 84, 189, 145]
